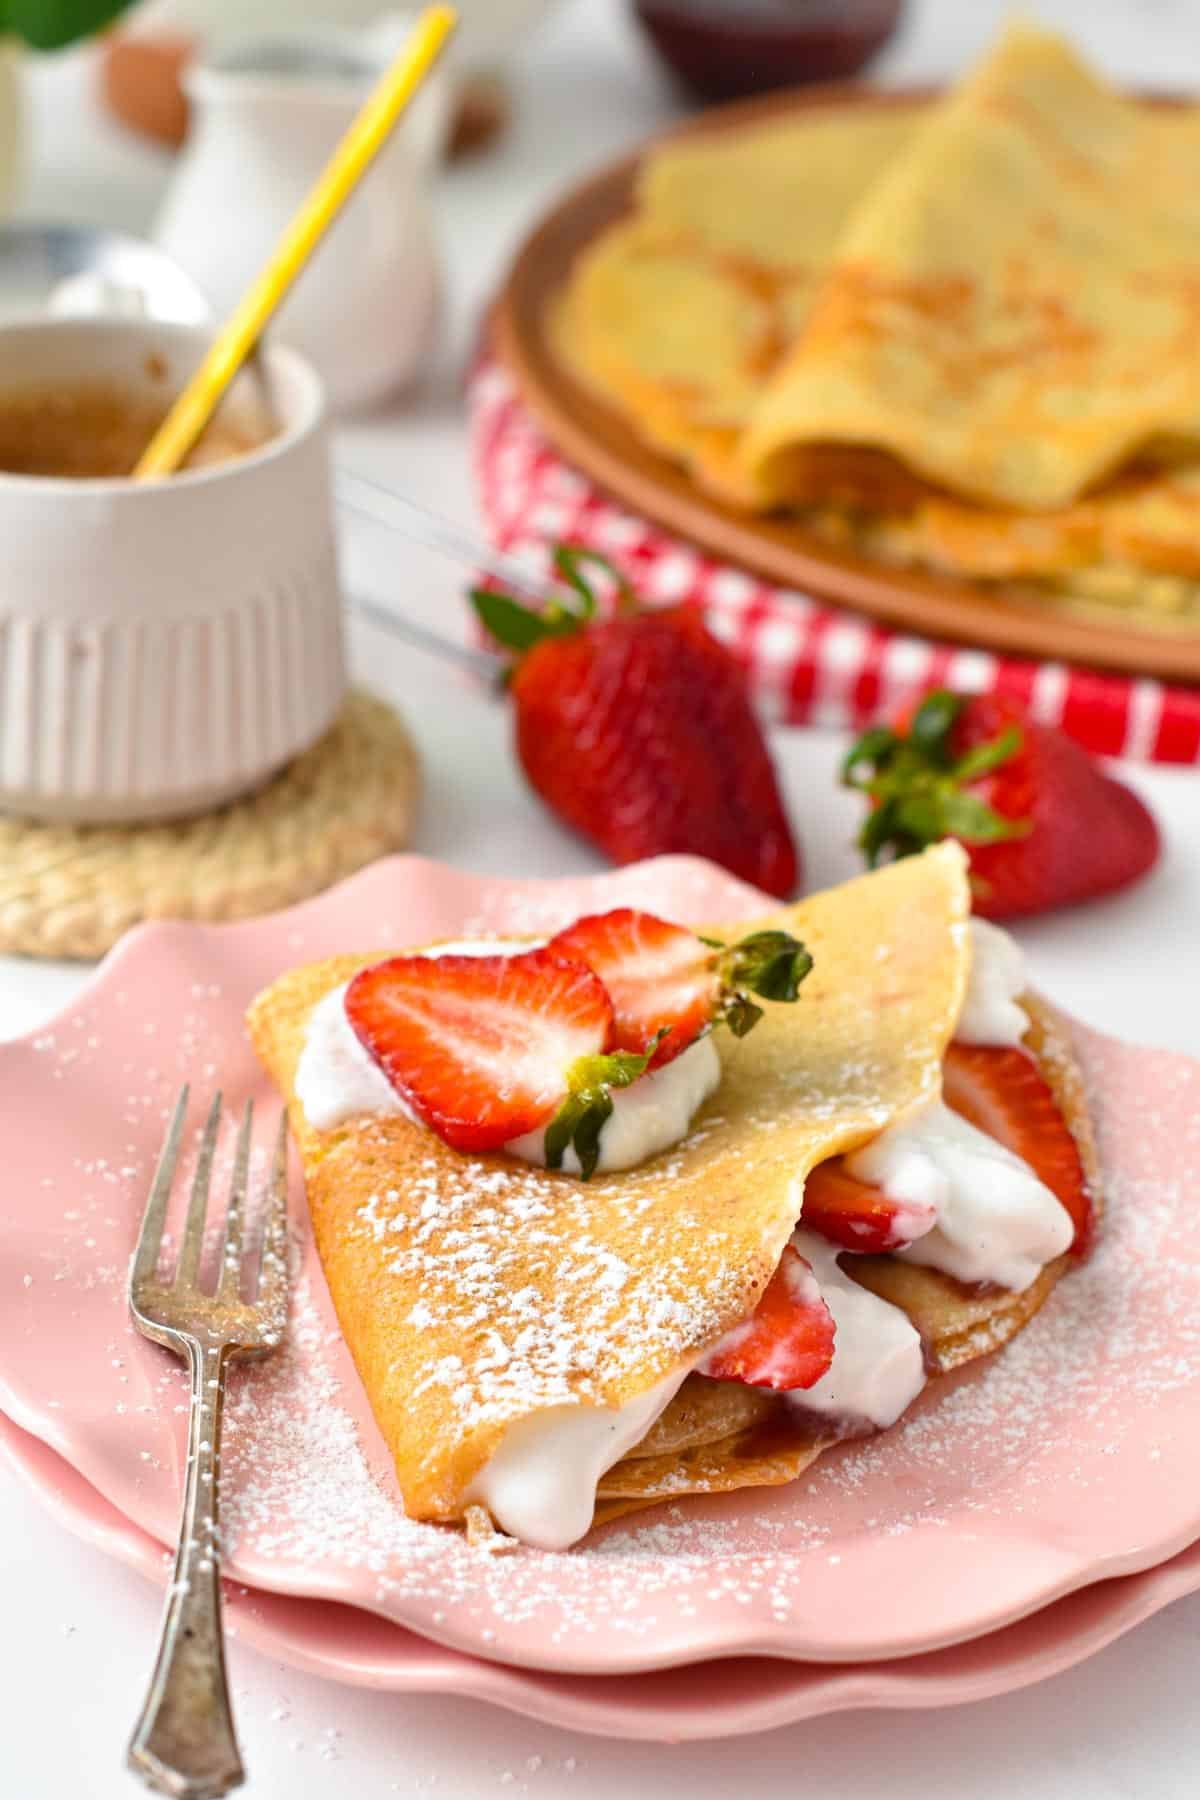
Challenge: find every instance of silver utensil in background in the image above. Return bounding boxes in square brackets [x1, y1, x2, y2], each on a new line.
[0, 221, 211, 325]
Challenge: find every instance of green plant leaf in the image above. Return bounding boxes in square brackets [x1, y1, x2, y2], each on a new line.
[2, 0, 135, 50]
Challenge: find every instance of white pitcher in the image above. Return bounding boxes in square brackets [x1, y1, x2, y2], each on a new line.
[154, 15, 449, 411]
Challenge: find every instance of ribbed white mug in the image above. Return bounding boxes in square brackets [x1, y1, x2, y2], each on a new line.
[0, 318, 345, 823]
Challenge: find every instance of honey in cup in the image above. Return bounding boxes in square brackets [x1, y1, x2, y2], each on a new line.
[0, 368, 273, 479]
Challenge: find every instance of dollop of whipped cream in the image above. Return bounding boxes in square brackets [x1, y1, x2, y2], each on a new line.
[845, 1096, 1073, 1292]
[957, 917, 1029, 1048]
[835, 915, 1070, 1292]
[783, 1228, 926, 1430]
[464, 1369, 687, 1552]
[294, 939, 721, 1175]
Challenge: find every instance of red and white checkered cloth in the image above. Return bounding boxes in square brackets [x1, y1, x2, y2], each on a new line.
[470, 359, 1200, 765]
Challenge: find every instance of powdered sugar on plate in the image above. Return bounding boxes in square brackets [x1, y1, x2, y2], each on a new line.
[2, 855, 1200, 1671]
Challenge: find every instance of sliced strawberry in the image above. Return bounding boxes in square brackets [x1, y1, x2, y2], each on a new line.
[942, 1041, 1093, 1254]
[549, 909, 718, 1066]
[801, 1158, 937, 1254]
[345, 948, 613, 1154]
[701, 1245, 836, 1391]
[548, 907, 814, 1069]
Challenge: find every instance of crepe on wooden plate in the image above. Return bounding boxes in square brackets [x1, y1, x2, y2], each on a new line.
[249, 846, 1097, 1537]
[555, 21, 1200, 619]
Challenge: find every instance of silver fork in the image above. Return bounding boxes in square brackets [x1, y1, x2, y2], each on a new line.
[126, 1089, 290, 1799]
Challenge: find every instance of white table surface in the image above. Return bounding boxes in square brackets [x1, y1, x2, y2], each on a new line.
[4, 3, 1200, 1795]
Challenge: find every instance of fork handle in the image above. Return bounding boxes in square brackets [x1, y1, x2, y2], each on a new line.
[127, 1341, 244, 1799]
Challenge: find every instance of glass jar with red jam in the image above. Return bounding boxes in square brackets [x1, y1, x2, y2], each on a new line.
[632, 0, 905, 103]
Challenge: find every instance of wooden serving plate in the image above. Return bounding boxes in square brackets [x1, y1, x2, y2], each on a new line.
[493, 84, 1200, 684]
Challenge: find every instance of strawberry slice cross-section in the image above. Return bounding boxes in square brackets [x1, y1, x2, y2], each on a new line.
[799, 1040, 1093, 1259]
[548, 907, 813, 1068]
[701, 1245, 836, 1391]
[800, 1159, 938, 1255]
[942, 1041, 1094, 1254]
[549, 909, 719, 1067]
[345, 947, 614, 1155]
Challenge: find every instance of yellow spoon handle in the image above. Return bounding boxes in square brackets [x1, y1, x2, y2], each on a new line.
[134, 4, 457, 481]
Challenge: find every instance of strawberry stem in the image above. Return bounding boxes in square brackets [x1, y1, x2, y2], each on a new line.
[542, 928, 812, 1179]
[701, 928, 814, 1040]
[471, 544, 638, 658]
[842, 689, 1027, 867]
[544, 1033, 668, 1180]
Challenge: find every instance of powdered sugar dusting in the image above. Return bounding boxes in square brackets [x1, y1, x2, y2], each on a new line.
[351, 1147, 745, 1434]
[209, 1030, 1200, 1662]
[3, 856, 1200, 1668]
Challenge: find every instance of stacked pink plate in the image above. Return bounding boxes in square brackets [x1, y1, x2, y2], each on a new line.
[3, 855, 1200, 1740]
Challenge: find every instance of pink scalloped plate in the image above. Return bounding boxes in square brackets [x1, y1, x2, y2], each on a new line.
[2, 854, 1200, 1677]
[5, 1409, 1200, 1742]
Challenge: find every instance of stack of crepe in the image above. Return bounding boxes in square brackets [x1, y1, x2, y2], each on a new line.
[249, 847, 1098, 1539]
[553, 22, 1200, 621]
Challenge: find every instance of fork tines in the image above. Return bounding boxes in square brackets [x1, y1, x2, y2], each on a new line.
[128, 1089, 289, 1341]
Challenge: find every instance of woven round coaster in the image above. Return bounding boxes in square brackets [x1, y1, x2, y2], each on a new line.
[0, 690, 420, 961]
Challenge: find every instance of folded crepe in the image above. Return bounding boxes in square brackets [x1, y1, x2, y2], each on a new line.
[552, 24, 1200, 616]
[249, 846, 1098, 1538]
[551, 107, 923, 500]
[739, 22, 1200, 514]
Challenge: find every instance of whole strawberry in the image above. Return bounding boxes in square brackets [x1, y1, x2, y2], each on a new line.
[842, 689, 1159, 918]
[472, 549, 799, 897]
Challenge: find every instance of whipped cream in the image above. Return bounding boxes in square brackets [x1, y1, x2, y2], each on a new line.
[464, 1369, 688, 1551]
[297, 981, 404, 1130]
[505, 1037, 720, 1175]
[846, 1096, 1073, 1292]
[957, 918, 1029, 1048]
[784, 1228, 926, 1430]
[294, 940, 721, 1175]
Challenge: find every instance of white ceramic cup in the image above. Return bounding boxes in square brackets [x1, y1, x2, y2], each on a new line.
[0, 317, 345, 824]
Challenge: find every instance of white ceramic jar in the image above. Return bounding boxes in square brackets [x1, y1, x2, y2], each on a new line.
[154, 21, 449, 412]
[0, 317, 345, 824]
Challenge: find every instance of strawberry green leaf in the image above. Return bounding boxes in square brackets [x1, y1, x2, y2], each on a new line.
[842, 689, 1025, 865]
[721, 929, 813, 1003]
[470, 544, 639, 664]
[551, 545, 638, 617]
[469, 588, 573, 654]
[939, 790, 1027, 844]
[549, 545, 626, 618]
[543, 1034, 667, 1180]
[909, 689, 964, 760]
[722, 994, 764, 1038]
[842, 727, 896, 789]
[701, 928, 814, 1040]
[951, 725, 1023, 784]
